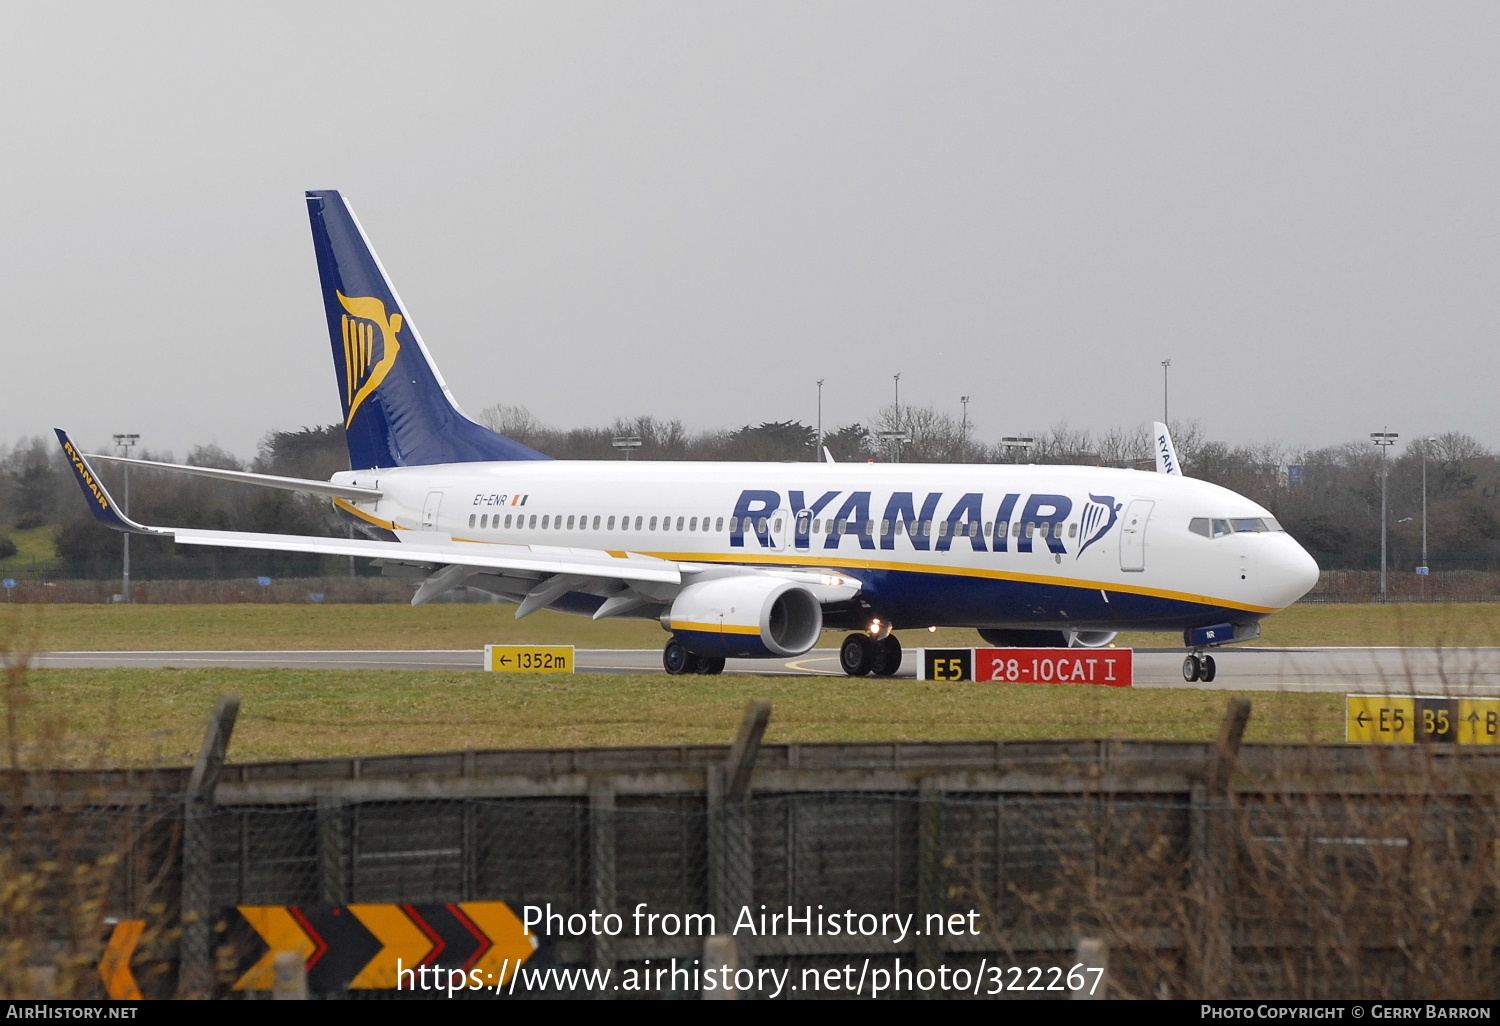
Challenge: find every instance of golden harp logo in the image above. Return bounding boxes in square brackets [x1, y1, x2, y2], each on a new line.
[337, 292, 403, 428]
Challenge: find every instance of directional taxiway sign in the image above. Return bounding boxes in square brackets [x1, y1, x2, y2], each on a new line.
[228, 901, 539, 992]
[1347, 695, 1500, 745]
[485, 644, 574, 673]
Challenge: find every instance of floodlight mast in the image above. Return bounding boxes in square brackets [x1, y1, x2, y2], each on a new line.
[1371, 430, 1399, 600]
[112, 433, 139, 602]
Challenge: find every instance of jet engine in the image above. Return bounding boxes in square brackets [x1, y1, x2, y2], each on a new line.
[978, 628, 1119, 649]
[664, 576, 822, 658]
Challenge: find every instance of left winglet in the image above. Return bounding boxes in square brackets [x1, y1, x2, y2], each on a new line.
[54, 429, 161, 534]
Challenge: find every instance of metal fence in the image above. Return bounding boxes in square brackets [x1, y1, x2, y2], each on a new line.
[9, 699, 1500, 999]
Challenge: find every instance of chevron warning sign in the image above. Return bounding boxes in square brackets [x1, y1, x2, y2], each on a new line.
[227, 902, 538, 992]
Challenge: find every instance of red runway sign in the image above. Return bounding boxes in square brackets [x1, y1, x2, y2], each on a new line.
[975, 647, 1132, 686]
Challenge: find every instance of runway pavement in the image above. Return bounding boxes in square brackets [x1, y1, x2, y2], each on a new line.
[16, 646, 1500, 693]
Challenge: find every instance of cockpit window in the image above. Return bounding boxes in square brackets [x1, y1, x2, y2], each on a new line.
[1192, 516, 1285, 537]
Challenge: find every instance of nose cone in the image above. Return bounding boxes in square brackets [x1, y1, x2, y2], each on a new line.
[1262, 535, 1320, 608]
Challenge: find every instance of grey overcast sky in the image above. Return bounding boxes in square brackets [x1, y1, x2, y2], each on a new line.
[2, 2, 1495, 461]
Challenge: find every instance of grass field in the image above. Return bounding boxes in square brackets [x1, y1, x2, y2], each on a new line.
[9, 666, 1345, 766]
[3, 601, 1500, 653]
[0, 525, 61, 576]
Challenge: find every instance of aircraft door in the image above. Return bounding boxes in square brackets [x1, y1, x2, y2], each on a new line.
[768, 508, 791, 551]
[1119, 499, 1153, 572]
[421, 491, 443, 531]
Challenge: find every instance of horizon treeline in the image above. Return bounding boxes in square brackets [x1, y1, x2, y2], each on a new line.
[0, 403, 1497, 579]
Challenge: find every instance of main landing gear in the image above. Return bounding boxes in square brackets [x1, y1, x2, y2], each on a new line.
[1182, 651, 1217, 683]
[840, 633, 903, 677]
[662, 639, 726, 676]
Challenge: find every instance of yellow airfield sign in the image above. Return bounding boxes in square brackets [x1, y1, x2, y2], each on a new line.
[485, 645, 574, 673]
[1346, 695, 1500, 745]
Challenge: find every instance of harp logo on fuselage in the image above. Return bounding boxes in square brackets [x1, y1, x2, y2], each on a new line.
[337, 292, 403, 428]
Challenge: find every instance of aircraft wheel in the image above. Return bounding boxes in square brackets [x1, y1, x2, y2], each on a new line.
[1200, 655, 1217, 683]
[663, 640, 700, 675]
[840, 633, 876, 677]
[871, 636, 903, 677]
[1182, 655, 1200, 682]
[695, 656, 726, 675]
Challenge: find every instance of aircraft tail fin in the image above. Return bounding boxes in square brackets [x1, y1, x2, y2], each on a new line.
[1153, 422, 1183, 476]
[305, 190, 551, 469]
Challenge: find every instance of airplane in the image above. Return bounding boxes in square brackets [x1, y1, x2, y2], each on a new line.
[57, 190, 1319, 683]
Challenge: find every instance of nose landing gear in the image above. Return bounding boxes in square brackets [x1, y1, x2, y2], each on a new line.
[1182, 651, 1217, 683]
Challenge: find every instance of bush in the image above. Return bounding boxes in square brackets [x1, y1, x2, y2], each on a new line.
[0, 536, 15, 559]
[12, 512, 45, 531]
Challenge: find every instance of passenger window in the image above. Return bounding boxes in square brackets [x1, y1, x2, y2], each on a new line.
[607, 516, 616, 530]
[542, 515, 550, 529]
[773, 518, 783, 533]
[566, 516, 575, 530]
[812, 519, 821, 534]
[938, 521, 950, 538]
[528, 515, 537, 529]
[715, 517, 724, 532]
[1025, 522, 1034, 538]
[728, 516, 738, 532]
[922, 521, 932, 538]
[690, 517, 699, 531]
[1068, 523, 1077, 538]
[649, 517, 658, 531]
[592, 516, 600, 530]
[758, 517, 769, 534]
[984, 521, 993, 535]
[968, 522, 979, 538]
[634, 516, 643, 530]
[677, 517, 685, 531]
[469, 514, 477, 528]
[1189, 518, 1211, 538]
[1012, 522, 1021, 537]
[504, 514, 512, 529]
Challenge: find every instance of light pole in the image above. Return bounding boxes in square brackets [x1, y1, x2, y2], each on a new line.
[1420, 436, 1436, 592]
[1161, 359, 1171, 424]
[816, 379, 825, 459]
[112, 433, 139, 602]
[960, 396, 970, 438]
[1371, 429, 1398, 600]
[892, 373, 902, 462]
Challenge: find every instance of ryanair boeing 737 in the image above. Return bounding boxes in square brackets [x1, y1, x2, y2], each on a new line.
[57, 191, 1319, 681]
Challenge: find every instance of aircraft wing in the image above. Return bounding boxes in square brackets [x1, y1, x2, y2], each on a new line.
[55, 429, 860, 613]
[83, 451, 382, 500]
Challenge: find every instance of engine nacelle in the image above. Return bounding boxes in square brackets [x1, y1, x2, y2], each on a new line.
[664, 577, 823, 658]
[978, 628, 1119, 649]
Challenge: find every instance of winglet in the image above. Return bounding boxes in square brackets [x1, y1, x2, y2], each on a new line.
[823, 446, 837, 464]
[53, 430, 160, 534]
[1152, 421, 1183, 476]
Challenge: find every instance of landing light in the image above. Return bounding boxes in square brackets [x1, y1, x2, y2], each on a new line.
[927, 626, 937, 633]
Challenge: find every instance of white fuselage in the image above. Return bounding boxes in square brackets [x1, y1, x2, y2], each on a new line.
[332, 460, 1319, 633]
